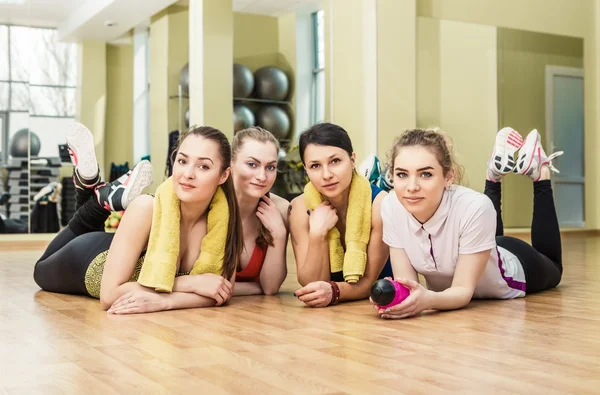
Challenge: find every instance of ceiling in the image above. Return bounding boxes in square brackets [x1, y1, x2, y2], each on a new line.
[0, 0, 321, 42]
[0, 0, 83, 28]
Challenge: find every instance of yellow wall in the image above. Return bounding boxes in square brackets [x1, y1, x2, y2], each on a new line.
[416, 18, 440, 130]
[497, 29, 583, 227]
[105, 43, 134, 179]
[377, 0, 417, 160]
[234, 13, 279, 60]
[324, 0, 378, 162]
[200, 0, 234, 136]
[416, 0, 598, 229]
[417, 0, 593, 38]
[77, 40, 107, 178]
[417, 18, 498, 191]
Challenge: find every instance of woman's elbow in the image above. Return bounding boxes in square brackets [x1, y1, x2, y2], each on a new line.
[450, 287, 474, 310]
[99, 290, 114, 310]
[262, 284, 281, 296]
[459, 293, 474, 309]
[99, 297, 111, 311]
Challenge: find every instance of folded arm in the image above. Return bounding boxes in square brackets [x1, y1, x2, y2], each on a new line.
[289, 196, 331, 285]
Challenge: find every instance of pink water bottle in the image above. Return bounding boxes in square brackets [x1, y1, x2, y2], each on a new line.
[370, 278, 410, 309]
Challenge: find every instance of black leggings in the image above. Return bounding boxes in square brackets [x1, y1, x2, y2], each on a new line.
[484, 180, 562, 293]
[33, 187, 115, 297]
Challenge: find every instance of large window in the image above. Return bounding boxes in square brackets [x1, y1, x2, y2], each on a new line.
[0, 25, 77, 162]
[311, 10, 325, 125]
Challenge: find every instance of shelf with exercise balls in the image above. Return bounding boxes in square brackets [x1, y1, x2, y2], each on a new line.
[232, 62, 293, 149]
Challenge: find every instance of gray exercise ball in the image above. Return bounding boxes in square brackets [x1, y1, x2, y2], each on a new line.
[233, 64, 254, 98]
[10, 128, 41, 158]
[233, 104, 255, 132]
[254, 67, 289, 101]
[185, 108, 190, 128]
[255, 106, 290, 140]
[180, 63, 189, 95]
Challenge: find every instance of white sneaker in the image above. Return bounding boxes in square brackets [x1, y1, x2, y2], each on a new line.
[66, 122, 101, 189]
[514, 129, 564, 181]
[487, 127, 524, 182]
[94, 160, 153, 212]
[358, 154, 381, 184]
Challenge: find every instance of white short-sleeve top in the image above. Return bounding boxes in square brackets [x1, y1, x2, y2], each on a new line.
[381, 185, 526, 299]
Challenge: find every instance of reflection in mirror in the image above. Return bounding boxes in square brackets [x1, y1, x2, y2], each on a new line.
[1, 23, 32, 234]
[0, 13, 78, 234]
[417, 18, 584, 228]
[28, 27, 77, 234]
[497, 28, 583, 228]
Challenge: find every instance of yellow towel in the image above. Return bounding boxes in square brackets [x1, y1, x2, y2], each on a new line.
[304, 172, 372, 283]
[137, 177, 229, 292]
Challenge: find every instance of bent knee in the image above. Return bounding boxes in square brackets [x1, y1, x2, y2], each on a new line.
[32, 261, 46, 290]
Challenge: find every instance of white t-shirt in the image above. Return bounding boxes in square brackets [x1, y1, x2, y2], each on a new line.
[381, 185, 526, 299]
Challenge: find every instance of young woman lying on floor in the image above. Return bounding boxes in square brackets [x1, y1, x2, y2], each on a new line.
[375, 127, 564, 319]
[34, 123, 243, 314]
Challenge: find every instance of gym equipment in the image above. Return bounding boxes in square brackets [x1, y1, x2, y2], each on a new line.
[370, 278, 410, 309]
[255, 105, 290, 140]
[233, 64, 254, 98]
[10, 129, 41, 157]
[254, 66, 289, 101]
[180, 63, 189, 95]
[233, 104, 255, 132]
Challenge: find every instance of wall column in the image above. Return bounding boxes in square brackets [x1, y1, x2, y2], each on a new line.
[189, 0, 234, 137]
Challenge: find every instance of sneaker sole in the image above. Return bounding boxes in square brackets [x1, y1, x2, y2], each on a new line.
[120, 161, 153, 209]
[492, 128, 523, 175]
[66, 123, 99, 180]
[515, 131, 539, 176]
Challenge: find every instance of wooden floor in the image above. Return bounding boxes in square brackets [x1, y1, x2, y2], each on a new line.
[1, 234, 600, 394]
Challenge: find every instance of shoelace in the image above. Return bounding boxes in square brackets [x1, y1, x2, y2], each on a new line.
[544, 151, 564, 174]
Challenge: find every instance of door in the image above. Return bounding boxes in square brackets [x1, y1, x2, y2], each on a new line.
[545, 66, 584, 228]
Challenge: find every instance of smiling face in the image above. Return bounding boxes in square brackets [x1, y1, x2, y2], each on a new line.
[303, 144, 356, 199]
[231, 139, 279, 199]
[392, 145, 454, 223]
[171, 134, 230, 203]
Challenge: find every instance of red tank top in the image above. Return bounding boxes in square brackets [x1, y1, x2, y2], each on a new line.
[236, 245, 267, 282]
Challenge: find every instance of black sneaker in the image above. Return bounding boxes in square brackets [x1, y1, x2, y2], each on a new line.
[94, 160, 153, 212]
[66, 122, 101, 189]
